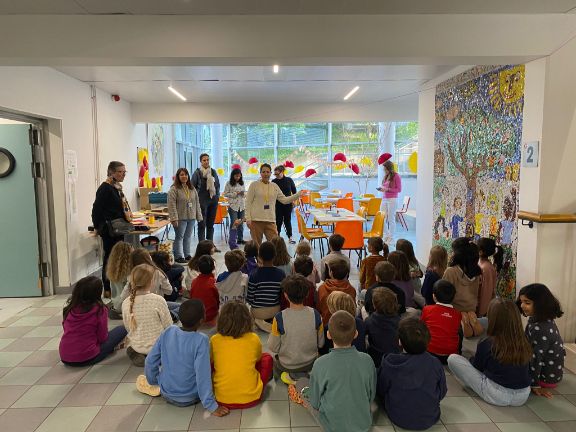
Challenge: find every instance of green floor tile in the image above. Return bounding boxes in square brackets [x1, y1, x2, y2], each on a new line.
[36, 406, 101, 432]
[440, 397, 491, 424]
[527, 395, 576, 421]
[495, 422, 554, 432]
[138, 402, 195, 431]
[12, 384, 73, 408]
[240, 400, 291, 429]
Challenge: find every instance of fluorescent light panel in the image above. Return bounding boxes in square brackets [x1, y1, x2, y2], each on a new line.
[273, 64, 279, 73]
[168, 85, 187, 101]
[343, 86, 360, 100]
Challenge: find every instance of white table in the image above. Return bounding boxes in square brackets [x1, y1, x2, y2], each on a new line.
[309, 208, 365, 224]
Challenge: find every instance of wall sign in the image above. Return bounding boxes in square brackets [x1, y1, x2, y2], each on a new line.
[522, 141, 539, 168]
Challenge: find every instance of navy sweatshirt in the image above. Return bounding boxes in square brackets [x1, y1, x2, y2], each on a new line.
[378, 352, 447, 431]
[472, 338, 531, 389]
[365, 282, 407, 315]
[365, 313, 400, 367]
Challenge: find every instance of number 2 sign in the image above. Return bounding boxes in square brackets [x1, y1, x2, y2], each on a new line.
[522, 141, 539, 168]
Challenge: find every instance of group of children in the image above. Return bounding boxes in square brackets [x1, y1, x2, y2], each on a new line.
[57, 231, 567, 432]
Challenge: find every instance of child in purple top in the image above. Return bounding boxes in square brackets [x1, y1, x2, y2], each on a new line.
[241, 240, 259, 276]
[59, 276, 127, 366]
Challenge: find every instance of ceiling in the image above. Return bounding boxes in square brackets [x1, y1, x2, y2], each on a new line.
[1, 0, 576, 15]
[56, 65, 455, 103]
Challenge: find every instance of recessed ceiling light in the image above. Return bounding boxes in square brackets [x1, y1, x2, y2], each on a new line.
[343, 86, 360, 101]
[168, 86, 187, 101]
[273, 65, 280, 74]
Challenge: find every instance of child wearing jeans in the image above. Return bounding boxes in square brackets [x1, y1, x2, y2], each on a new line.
[378, 319, 447, 430]
[136, 299, 229, 417]
[448, 299, 532, 406]
[217, 250, 248, 305]
[297, 311, 376, 432]
[268, 275, 324, 381]
[105, 241, 133, 319]
[421, 279, 462, 364]
[210, 302, 273, 409]
[59, 276, 127, 366]
[122, 264, 173, 366]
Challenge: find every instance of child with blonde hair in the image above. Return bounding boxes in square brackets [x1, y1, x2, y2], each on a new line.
[210, 302, 273, 408]
[295, 240, 320, 284]
[106, 241, 134, 318]
[122, 264, 173, 366]
[324, 291, 365, 353]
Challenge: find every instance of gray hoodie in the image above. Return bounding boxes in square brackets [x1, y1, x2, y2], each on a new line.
[216, 270, 248, 306]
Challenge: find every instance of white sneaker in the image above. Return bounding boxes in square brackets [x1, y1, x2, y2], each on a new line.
[136, 374, 160, 397]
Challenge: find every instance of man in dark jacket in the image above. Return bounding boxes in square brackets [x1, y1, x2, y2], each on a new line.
[272, 165, 297, 244]
[191, 153, 220, 246]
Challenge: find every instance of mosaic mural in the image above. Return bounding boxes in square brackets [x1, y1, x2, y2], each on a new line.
[433, 65, 525, 298]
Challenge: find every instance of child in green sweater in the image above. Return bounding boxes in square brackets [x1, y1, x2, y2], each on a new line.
[296, 310, 376, 432]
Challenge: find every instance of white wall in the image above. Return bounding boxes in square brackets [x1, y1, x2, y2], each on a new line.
[0, 67, 138, 288]
[415, 88, 436, 264]
[531, 37, 576, 340]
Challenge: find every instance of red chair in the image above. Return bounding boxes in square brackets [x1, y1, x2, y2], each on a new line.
[396, 196, 411, 231]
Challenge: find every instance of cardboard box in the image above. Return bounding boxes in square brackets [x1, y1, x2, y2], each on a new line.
[138, 187, 160, 210]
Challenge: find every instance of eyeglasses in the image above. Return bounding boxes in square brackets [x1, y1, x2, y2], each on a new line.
[116, 170, 127, 174]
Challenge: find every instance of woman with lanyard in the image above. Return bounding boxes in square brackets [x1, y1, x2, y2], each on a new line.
[223, 167, 246, 244]
[245, 163, 301, 246]
[191, 153, 221, 250]
[377, 159, 402, 243]
[91, 161, 132, 297]
[272, 165, 297, 244]
[168, 168, 203, 263]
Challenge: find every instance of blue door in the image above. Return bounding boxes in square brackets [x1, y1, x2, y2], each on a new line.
[0, 124, 42, 297]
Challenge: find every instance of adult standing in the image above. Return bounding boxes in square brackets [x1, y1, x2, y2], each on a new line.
[245, 164, 301, 246]
[272, 165, 297, 244]
[223, 167, 246, 244]
[377, 160, 402, 243]
[168, 168, 203, 263]
[91, 161, 132, 296]
[191, 153, 221, 250]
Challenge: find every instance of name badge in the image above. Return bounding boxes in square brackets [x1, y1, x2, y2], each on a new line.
[187, 202, 194, 209]
[264, 204, 270, 210]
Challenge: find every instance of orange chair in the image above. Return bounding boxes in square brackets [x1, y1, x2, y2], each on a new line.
[356, 206, 368, 229]
[364, 197, 382, 218]
[214, 204, 229, 241]
[310, 191, 330, 209]
[295, 209, 328, 256]
[300, 189, 311, 206]
[344, 192, 354, 199]
[362, 193, 375, 198]
[336, 198, 354, 212]
[334, 221, 365, 265]
[363, 211, 386, 241]
[395, 196, 411, 231]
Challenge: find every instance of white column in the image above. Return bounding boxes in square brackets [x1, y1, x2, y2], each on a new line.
[210, 123, 224, 169]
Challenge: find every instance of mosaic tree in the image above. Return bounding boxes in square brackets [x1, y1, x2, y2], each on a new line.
[441, 106, 517, 228]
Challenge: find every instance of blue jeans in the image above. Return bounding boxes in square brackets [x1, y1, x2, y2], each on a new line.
[447, 354, 530, 406]
[162, 393, 199, 407]
[173, 219, 195, 259]
[228, 208, 245, 242]
[62, 325, 128, 367]
[166, 301, 180, 320]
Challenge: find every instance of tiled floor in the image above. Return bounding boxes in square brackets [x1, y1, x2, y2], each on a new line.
[1, 223, 575, 431]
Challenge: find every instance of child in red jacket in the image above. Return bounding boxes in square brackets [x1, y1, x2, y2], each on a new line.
[421, 279, 462, 364]
[190, 255, 219, 324]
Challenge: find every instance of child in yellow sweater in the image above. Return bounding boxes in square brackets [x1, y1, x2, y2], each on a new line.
[210, 302, 273, 408]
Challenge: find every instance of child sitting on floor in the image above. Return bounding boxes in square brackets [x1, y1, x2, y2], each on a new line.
[317, 258, 357, 325]
[210, 302, 273, 409]
[241, 240, 259, 277]
[271, 236, 293, 276]
[190, 255, 219, 324]
[324, 291, 366, 353]
[59, 276, 127, 366]
[295, 240, 320, 285]
[363, 261, 406, 317]
[298, 311, 376, 432]
[217, 249, 248, 305]
[182, 240, 216, 296]
[135, 299, 229, 416]
[320, 234, 350, 281]
[365, 288, 401, 367]
[122, 264, 173, 366]
[378, 319, 447, 430]
[105, 241, 133, 319]
[421, 279, 462, 364]
[151, 250, 183, 302]
[282, 255, 316, 309]
[268, 274, 324, 382]
[359, 237, 388, 290]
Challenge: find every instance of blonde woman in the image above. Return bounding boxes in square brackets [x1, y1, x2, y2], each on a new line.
[122, 264, 172, 366]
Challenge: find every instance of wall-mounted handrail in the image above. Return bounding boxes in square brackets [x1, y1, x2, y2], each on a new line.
[517, 210, 576, 228]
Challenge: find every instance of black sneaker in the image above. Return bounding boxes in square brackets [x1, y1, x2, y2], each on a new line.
[237, 240, 245, 244]
[108, 308, 122, 320]
[127, 346, 146, 367]
[175, 257, 187, 264]
[185, 255, 192, 261]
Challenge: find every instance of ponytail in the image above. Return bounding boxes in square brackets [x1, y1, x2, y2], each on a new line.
[493, 246, 504, 272]
[128, 264, 155, 330]
[477, 237, 503, 272]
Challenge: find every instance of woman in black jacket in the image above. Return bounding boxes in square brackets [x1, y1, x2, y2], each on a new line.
[91, 161, 132, 295]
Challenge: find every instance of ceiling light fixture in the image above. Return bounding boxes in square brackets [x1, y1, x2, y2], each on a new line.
[168, 85, 187, 101]
[273, 65, 279, 74]
[343, 86, 360, 101]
